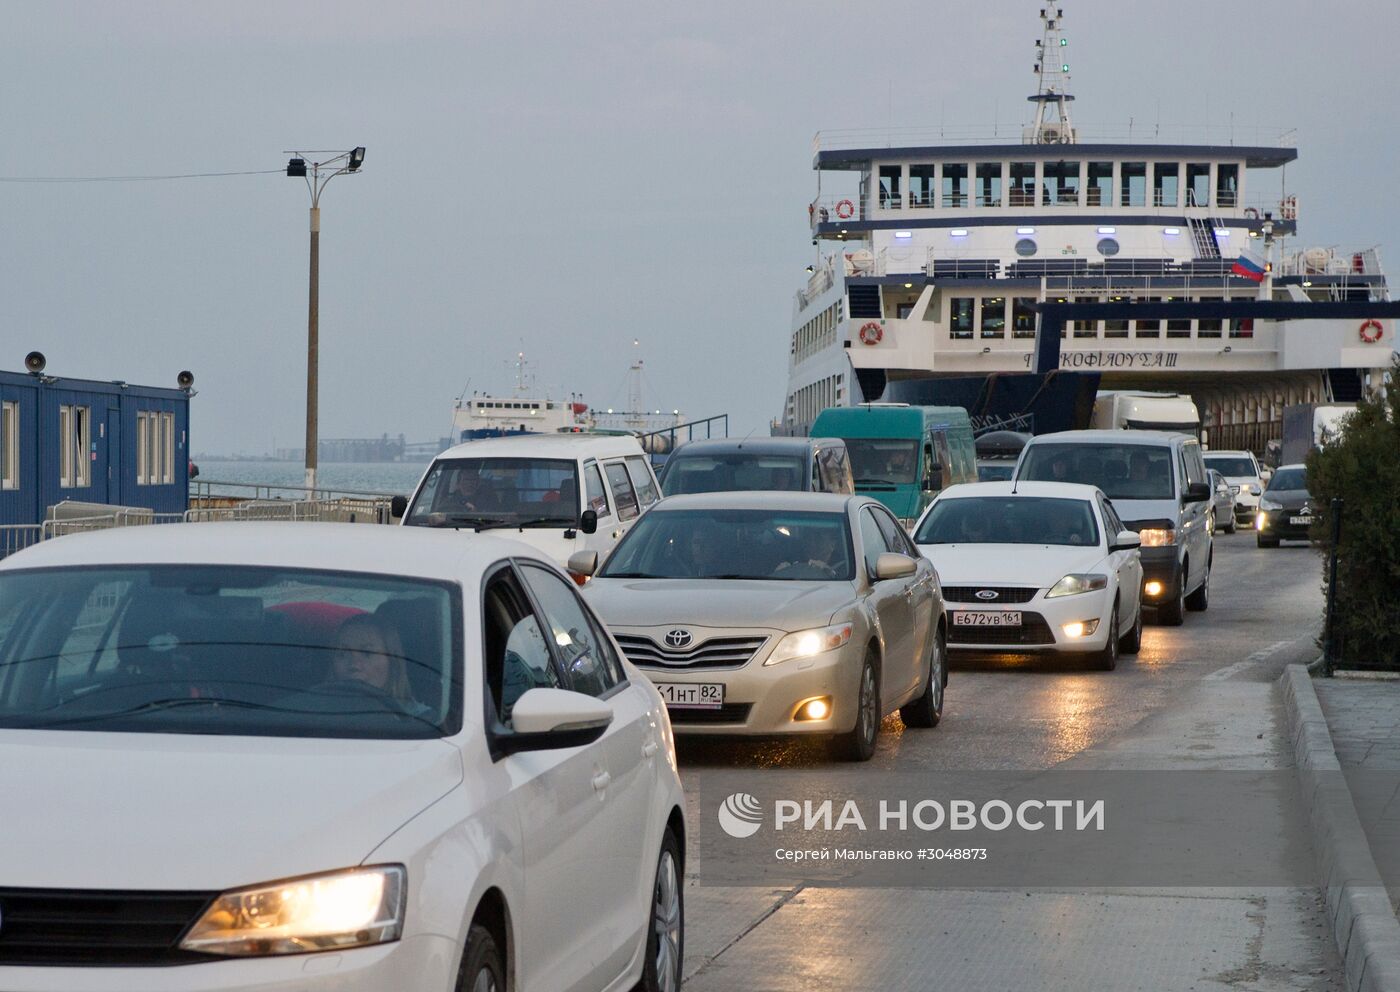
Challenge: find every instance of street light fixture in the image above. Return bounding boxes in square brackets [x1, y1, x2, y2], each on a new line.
[284, 146, 365, 492]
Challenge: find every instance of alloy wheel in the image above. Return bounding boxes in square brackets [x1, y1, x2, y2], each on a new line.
[472, 970, 498, 992]
[652, 849, 682, 992]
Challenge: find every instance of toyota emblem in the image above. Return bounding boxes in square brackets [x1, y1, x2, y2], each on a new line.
[664, 629, 694, 649]
[975, 589, 999, 601]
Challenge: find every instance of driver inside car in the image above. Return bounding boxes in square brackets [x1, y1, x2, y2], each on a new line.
[329, 614, 431, 719]
[775, 526, 842, 579]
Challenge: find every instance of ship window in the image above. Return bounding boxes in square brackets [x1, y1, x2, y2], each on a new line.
[1153, 163, 1179, 207]
[879, 166, 902, 209]
[1073, 300, 1099, 338]
[975, 163, 1002, 207]
[1012, 298, 1037, 339]
[1015, 238, 1037, 257]
[1135, 296, 1161, 337]
[1197, 298, 1223, 338]
[980, 297, 1006, 339]
[1, 401, 17, 490]
[1165, 296, 1192, 338]
[1042, 161, 1080, 207]
[1009, 162, 1035, 207]
[1186, 164, 1211, 208]
[950, 298, 974, 340]
[1121, 163, 1146, 207]
[910, 164, 936, 208]
[1217, 164, 1239, 208]
[1087, 162, 1113, 207]
[1104, 311, 1129, 338]
[1096, 238, 1120, 256]
[942, 164, 968, 208]
[1229, 316, 1254, 339]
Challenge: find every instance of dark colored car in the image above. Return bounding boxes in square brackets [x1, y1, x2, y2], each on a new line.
[1255, 464, 1313, 547]
[659, 437, 854, 496]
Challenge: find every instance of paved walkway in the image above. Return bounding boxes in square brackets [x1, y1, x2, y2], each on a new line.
[1314, 677, 1400, 770]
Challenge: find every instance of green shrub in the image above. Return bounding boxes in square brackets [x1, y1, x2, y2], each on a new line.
[1307, 356, 1400, 666]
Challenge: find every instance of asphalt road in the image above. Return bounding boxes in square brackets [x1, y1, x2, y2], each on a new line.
[677, 532, 1343, 991]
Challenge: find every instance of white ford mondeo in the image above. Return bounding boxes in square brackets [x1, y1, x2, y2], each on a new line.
[0, 524, 684, 992]
[911, 482, 1144, 670]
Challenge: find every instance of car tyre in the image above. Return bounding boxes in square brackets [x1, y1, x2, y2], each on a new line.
[1186, 558, 1211, 612]
[1257, 533, 1279, 548]
[834, 650, 880, 762]
[1118, 600, 1143, 655]
[900, 626, 946, 729]
[1092, 604, 1119, 671]
[456, 924, 505, 992]
[1155, 565, 1186, 626]
[634, 829, 683, 992]
[1224, 515, 1237, 534]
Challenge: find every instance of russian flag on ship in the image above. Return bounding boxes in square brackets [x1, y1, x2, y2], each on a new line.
[1231, 246, 1267, 283]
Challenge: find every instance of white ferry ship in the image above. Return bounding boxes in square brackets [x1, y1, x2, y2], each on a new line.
[780, 5, 1393, 452]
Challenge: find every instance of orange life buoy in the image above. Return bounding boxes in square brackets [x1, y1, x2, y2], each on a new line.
[1243, 207, 1259, 219]
[858, 321, 883, 345]
[835, 199, 855, 220]
[1359, 319, 1384, 344]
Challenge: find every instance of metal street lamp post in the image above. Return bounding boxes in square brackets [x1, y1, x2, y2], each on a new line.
[285, 147, 365, 493]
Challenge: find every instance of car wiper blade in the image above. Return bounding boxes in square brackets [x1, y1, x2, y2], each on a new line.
[44, 696, 289, 727]
[599, 571, 663, 579]
[472, 516, 571, 532]
[853, 477, 896, 485]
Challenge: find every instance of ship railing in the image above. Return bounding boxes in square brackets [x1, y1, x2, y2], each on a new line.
[811, 190, 1294, 218]
[1276, 246, 1384, 278]
[812, 123, 1297, 153]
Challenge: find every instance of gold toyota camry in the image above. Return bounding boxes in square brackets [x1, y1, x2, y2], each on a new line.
[574, 492, 947, 761]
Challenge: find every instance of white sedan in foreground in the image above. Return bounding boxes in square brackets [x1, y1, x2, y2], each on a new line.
[0, 523, 684, 992]
[912, 482, 1144, 669]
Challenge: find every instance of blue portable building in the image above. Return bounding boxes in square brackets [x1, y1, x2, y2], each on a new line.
[0, 367, 192, 526]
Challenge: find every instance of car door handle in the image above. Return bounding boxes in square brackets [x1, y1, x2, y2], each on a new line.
[642, 741, 659, 758]
[591, 771, 612, 792]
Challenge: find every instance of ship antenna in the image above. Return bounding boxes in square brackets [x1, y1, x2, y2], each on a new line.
[1028, 4, 1076, 145]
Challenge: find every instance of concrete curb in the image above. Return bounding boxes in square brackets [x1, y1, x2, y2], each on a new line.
[1283, 664, 1400, 992]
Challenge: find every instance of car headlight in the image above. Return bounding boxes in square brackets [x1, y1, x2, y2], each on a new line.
[1259, 498, 1282, 511]
[1136, 528, 1176, 548]
[764, 623, 852, 666]
[180, 866, 405, 957]
[1045, 573, 1109, 598]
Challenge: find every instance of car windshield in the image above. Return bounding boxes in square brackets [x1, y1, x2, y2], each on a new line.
[662, 453, 806, 495]
[1267, 468, 1308, 491]
[977, 462, 1015, 481]
[915, 497, 1100, 547]
[844, 439, 919, 486]
[1204, 456, 1257, 477]
[599, 509, 855, 581]
[405, 457, 578, 527]
[1018, 443, 1174, 500]
[0, 566, 460, 739]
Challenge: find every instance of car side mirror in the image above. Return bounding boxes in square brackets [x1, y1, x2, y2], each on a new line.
[1111, 530, 1141, 552]
[927, 464, 943, 490]
[1183, 482, 1211, 504]
[567, 550, 598, 577]
[494, 688, 613, 757]
[389, 495, 408, 520]
[580, 509, 598, 535]
[874, 552, 917, 581]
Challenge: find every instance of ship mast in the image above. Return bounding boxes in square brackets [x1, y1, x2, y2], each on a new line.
[1028, 4, 1076, 144]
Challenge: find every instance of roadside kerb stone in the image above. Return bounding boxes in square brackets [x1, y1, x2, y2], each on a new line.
[1283, 664, 1400, 992]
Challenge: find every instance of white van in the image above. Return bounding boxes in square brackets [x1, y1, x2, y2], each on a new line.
[401, 433, 661, 566]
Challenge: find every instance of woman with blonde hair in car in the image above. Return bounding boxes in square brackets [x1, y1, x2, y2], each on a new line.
[329, 614, 431, 719]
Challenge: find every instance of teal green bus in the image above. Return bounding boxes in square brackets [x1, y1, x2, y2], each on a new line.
[810, 405, 978, 525]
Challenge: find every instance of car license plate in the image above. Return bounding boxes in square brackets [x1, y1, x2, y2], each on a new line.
[952, 611, 1023, 627]
[1290, 515, 1314, 526]
[657, 682, 725, 709]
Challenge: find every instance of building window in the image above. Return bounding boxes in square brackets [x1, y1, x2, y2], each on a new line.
[1, 401, 17, 490]
[1009, 162, 1036, 207]
[980, 298, 1006, 339]
[1216, 164, 1239, 208]
[910, 164, 936, 207]
[59, 405, 91, 488]
[975, 163, 1002, 207]
[941, 164, 968, 208]
[1042, 160, 1080, 206]
[137, 411, 175, 485]
[878, 165, 902, 209]
[1012, 298, 1037, 338]
[1121, 162, 1146, 207]
[1186, 163, 1211, 208]
[162, 413, 175, 483]
[950, 298, 974, 340]
[1087, 162, 1113, 206]
[1153, 163, 1179, 207]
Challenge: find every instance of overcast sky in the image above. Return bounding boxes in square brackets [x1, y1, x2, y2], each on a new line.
[2, 0, 1397, 454]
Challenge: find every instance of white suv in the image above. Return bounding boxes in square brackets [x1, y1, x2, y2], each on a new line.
[1202, 450, 1265, 526]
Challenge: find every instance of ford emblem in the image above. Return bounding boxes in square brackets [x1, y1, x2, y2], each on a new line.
[975, 589, 999, 601]
[664, 628, 694, 649]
